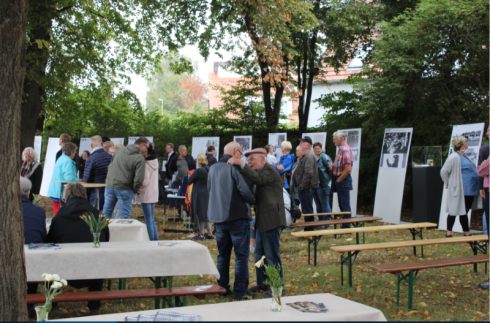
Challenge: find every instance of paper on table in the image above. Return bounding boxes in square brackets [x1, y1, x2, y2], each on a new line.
[28, 243, 61, 250]
[287, 302, 328, 313]
[117, 220, 133, 224]
[125, 311, 200, 322]
[158, 242, 178, 247]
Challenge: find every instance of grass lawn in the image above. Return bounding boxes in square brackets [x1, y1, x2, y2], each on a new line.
[36, 198, 489, 321]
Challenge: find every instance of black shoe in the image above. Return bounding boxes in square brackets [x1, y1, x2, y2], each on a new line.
[445, 234, 453, 238]
[234, 293, 255, 301]
[248, 285, 270, 293]
[219, 288, 233, 297]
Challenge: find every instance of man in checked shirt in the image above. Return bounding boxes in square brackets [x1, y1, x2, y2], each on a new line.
[329, 130, 354, 229]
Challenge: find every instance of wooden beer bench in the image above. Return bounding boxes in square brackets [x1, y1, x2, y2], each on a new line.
[371, 255, 489, 310]
[27, 285, 226, 309]
[291, 222, 436, 266]
[330, 235, 488, 288]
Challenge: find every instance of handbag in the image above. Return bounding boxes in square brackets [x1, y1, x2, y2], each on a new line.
[286, 199, 302, 220]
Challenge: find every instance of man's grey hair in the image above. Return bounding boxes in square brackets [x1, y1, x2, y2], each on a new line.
[90, 135, 102, 147]
[22, 147, 38, 162]
[20, 177, 32, 197]
[62, 142, 77, 155]
[103, 140, 114, 147]
[65, 182, 87, 201]
[178, 145, 186, 152]
[167, 143, 174, 149]
[333, 131, 346, 141]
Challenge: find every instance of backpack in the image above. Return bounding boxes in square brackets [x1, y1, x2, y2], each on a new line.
[287, 199, 302, 220]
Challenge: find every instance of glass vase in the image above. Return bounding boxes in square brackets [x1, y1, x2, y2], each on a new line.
[92, 231, 101, 248]
[270, 286, 283, 312]
[35, 305, 49, 321]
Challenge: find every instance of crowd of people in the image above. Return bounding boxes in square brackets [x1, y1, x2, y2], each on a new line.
[19, 127, 490, 315]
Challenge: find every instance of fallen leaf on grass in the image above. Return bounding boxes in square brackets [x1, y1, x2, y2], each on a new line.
[311, 272, 320, 278]
[418, 302, 428, 307]
[312, 282, 319, 288]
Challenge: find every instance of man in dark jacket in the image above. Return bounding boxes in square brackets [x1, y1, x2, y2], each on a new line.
[21, 177, 47, 317]
[295, 136, 319, 231]
[207, 142, 255, 301]
[103, 137, 148, 219]
[47, 182, 109, 315]
[55, 133, 81, 175]
[206, 146, 218, 166]
[83, 135, 112, 210]
[228, 148, 286, 297]
[165, 143, 178, 183]
[168, 145, 196, 186]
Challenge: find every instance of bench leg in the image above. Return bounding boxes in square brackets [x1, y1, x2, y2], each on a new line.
[469, 241, 487, 273]
[119, 279, 126, 305]
[407, 271, 414, 311]
[396, 270, 419, 310]
[106, 280, 112, 291]
[409, 228, 424, 257]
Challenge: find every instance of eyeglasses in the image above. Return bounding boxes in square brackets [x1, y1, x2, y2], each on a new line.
[249, 156, 264, 161]
[236, 149, 243, 156]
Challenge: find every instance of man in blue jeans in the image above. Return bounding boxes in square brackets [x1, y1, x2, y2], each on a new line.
[103, 137, 148, 219]
[207, 142, 255, 300]
[330, 131, 354, 229]
[295, 136, 319, 232]
[312, 142, 333, 226]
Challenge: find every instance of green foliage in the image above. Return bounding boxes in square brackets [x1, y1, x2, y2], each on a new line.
[316, 0, 489, 210]
[264, 264, 285, 289]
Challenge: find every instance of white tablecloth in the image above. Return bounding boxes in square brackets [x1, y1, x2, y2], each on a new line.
[25, 241, 219, 282]
[53, 293, 386, 321]
[45, 219, 150, 242]
[108, 219, 150, 242]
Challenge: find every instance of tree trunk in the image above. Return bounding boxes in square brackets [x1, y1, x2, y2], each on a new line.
[20, 3, 52, 154]
[0, 0, 29, 321]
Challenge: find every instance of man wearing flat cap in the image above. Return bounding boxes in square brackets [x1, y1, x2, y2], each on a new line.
[228, 147, 286, 298]
[295, 136, 319, 231]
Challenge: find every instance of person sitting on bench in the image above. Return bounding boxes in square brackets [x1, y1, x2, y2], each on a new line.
[47, 182, 110, 315]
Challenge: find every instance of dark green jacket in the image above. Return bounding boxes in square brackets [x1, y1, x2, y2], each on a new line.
[106, 144, 146, 193]
[240, 162, 286, 233]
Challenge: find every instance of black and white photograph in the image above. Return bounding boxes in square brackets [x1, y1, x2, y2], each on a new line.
[268, 133, 287, 159]
[302, 132, 326, 149]
[192, 137, 220, 160]
[447, 123, 485, 160]
[345, 130, 360, 148]
[234, 135, 252, 162]
[351, 149, 359, 163]
[379, 129, 412, 170]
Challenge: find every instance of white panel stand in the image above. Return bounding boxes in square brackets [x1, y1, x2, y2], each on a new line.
[40, 138, 62, 196]
[373, 170, 407, 224]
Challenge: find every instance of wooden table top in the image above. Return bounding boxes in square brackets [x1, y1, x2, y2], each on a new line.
[287, 216, 382, 228]
[53, 181, 107, 188]
[330, 235, 489, 255]
[292, 222, 437, 238]
[302, 211, 352, 217]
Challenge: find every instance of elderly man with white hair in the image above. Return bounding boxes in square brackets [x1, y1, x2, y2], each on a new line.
[21, 147, 43, 201]
[329, 130, 354, 228]
[83, 135, 113, 210]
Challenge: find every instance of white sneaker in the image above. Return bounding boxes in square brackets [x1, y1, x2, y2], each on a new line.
[187, 232, 197, 238]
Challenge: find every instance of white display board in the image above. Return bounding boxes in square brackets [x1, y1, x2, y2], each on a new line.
[438, 123, 485, 233]
[129, 136, 154, 145]
[79, 138, 92, 156]
[234, 135, 252, 162]
[373, 128, 413, 224]
[332, 129, 361, 217]
[302, 132, 327, 150]
[40, 138, 62, 196]
[34, 136, 42, 162]
[111, 138, 125, 146]
[192, 137, 220, 161]
[162, 160, 167, 171]
[268, 133, 287, 159]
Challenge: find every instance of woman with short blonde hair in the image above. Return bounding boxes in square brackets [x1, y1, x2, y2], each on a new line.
[197, 153, 208, 166]
[21, 147, 43, 201]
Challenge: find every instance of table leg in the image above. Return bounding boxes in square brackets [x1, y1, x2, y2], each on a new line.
[154, 277, 161, 309]
[95, 187, 100, 210]
[59, 184, 64, 209]
[348, 251, 353, 287]
[119, 279, 126, 305]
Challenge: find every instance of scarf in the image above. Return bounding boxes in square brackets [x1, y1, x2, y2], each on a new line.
[21, 160, 39, 179]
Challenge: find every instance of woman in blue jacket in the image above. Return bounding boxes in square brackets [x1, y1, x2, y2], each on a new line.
[47, 142, 79, 215]
[275, 141, 295, 191]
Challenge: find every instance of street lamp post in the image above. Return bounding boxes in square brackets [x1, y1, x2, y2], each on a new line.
[158, 99, 163, 115]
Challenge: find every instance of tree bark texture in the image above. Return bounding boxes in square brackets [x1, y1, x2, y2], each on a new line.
[20, 2, 52, 154]
[0, 0, 29, 320]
